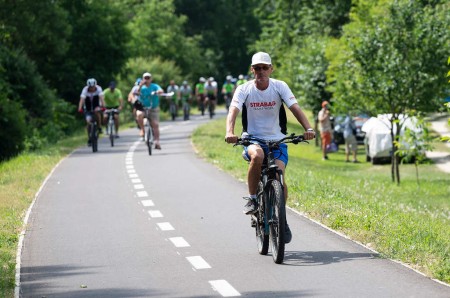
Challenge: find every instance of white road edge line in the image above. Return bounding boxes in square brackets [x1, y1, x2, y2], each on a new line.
[209, 280, 241, 297]
[14, 157, 67, 298]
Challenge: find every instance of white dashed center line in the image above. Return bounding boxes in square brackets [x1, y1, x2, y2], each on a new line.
[169, 237, 190, 247]
[157, 222, 174, 231]
[186, 256, 211, 269]
[148, 210, 163, 218]
[209, 280, 241, 297]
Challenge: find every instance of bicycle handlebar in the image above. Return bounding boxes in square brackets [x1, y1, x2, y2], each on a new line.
[233, 133, 309, 147]
[104, 108, 119, 113]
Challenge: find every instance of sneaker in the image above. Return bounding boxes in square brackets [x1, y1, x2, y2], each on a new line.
[140, 136, 144, 141]
[114, 134, 119, 139]
[87, 139, 92, 147]
[243, 197, 257, 215]
[285, 224, 292, 244]
[155, 143, 161, 150]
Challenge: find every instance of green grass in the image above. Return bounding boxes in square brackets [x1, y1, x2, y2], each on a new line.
[192, 115, 450, 284]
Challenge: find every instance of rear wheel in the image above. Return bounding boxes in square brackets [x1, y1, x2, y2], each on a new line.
[268, 180, 285, 264]
[255, 181, 269, 255]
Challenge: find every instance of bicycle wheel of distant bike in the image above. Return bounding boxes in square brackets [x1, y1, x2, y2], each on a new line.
[108, 122, 115, 147]
[146, 126, 154, 155]
[255, 181, 269, 255]
[268, 179, 286, 264]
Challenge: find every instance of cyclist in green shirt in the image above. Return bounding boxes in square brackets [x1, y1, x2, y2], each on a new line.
[236, 74, 247, 86]
[103, 81, 123, 138]
[221, 75, 235, 111]
[195, 77, 206, 115]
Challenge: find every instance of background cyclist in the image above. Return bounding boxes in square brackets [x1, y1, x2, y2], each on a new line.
[136, 72, 164, 149]
[166, 79, 179, 117]
[221, 75, 235, 111]
[103, 81, 123, 138]
[179, 80, 192, 120]
[224, 52, 315, 243]
[236, 74, 247, 86]
[204, 77, 218, 116]
[78, 78, 105, 146]
[195, 77, 206, 114]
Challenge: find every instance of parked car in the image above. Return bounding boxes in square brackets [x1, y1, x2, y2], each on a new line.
[333, 114, 370, 145]
[361, 114, 423, 165]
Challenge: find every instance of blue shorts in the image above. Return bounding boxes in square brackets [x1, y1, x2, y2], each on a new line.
[243, 143, 288, 166]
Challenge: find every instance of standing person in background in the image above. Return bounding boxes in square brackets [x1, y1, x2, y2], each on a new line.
[103, 81, 123, 138]
[195, 77, 206, 115]
[343, 114, 359, 163]
[78, 78, 105, 146]
[318, 100, 332, 160]
[136, 72, 163, 149]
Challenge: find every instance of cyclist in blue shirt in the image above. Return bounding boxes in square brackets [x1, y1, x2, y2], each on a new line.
[136, 72, 164, 149]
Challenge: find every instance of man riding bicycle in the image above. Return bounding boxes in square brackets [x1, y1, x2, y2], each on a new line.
[78, 78, 105, 146]
[136, 72, 164, 149]
[224, 52, 315, 243]
[195, 77, 206, 114]
[103, 81, 123, 138]
[204, 77, 218, 116]
[221, 75, 235, 110]
[179, 80, 192, 120]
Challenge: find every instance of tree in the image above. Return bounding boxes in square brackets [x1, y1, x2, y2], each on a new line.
[126, 0, 205, 82]
[326, 0, 450, 184]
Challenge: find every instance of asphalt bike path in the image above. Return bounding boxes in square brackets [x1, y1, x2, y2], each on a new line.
[18, 111, 449, 297]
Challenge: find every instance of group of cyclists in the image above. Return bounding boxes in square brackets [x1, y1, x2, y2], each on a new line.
[78, 73, 249, 149]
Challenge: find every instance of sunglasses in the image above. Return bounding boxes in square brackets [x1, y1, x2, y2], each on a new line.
[253, 65, 270, 71]
[144, 76, 151, 79]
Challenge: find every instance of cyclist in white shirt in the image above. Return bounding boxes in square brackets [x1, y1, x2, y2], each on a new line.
[225, 52, 315, 243]
[78, 78, 105, 145]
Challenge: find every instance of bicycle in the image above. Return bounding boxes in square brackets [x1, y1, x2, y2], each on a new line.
[143, 107, 155, 155]
[182, 101, 190, 120]
[234, 133, 308, 264]
[104, 108, 119, 147]
[86, 112, 99, 153]
[144, 91, 174, 155]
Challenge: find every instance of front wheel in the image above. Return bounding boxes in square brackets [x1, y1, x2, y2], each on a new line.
[109, 121, 115, 147]
[255, 181, 269, 255]
[90, 123, 98, 153]
[146, 126, 153, 155]
[268, 180, 285, 264]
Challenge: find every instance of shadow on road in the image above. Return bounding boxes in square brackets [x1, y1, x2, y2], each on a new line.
[282, 250, 378, 266]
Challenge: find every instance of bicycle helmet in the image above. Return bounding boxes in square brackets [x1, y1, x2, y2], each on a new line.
[238, 74, 244, 80]
[226, 75, 232, 80]
[199, 77, 206, 83]
[86, 78, 97, 87]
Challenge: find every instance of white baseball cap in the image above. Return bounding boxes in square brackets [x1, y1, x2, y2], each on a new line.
[142, 72, 152, 79]
[251, 52, 272, 65]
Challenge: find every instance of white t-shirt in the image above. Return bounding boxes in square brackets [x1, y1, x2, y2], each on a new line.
[230, 78, 298, 140]
[80, 85, 103, 99]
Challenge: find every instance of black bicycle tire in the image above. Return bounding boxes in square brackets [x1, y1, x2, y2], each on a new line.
[256, 181, 269, 255]
[147, 126, 152, 155]
[109, 122, 114, 147]
[268, 179, 286, 264]
[92, 124, 98, 153]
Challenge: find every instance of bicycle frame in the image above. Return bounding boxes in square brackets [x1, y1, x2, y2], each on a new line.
[105, 109, 118, 147]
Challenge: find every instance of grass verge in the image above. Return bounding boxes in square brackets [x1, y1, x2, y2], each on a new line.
[192, 116, 450, 284]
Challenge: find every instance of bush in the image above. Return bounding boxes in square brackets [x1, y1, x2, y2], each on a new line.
[0, 95, 26, 161]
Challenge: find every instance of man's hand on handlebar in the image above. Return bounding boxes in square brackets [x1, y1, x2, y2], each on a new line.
[225, 133, 238, 144]
[303, 129, 316, 141]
